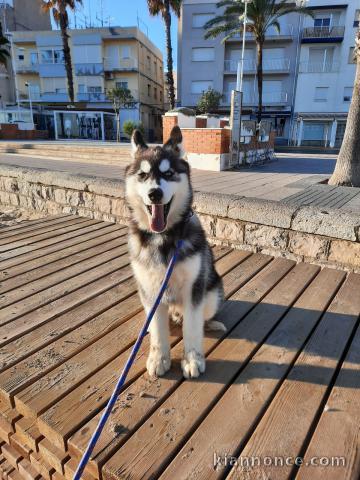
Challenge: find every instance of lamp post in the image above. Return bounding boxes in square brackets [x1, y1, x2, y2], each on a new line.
[236, 0, 253, 93]
[25, 82, 34, 129]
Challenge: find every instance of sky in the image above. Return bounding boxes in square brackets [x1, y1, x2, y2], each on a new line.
[53, 0, 178, 67]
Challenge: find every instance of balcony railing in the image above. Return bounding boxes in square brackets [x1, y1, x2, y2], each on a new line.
[222, 91, 288, 106]
[104, 58, 138, 71]
[299, 61, 340, 73]
[15, 62, 39, 73]
[77, 92, 107, 102]
[302, 26, 345, 42]
[75, 63, 104, 76]
[228, 25, 294, 41]
[224, 58, 290, 73]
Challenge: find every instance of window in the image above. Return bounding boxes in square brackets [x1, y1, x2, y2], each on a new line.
[147, 55, 151, 69]
[348, 47, 356, 64]
[154, 87, 157, 100]
[40, 49, 64, 64]
[192, 47, 214, 62]
[314, 87, 329, 102]
[30, 52, 38, 65]
[18, 54, 24, 61]
[343, 87, 353, 102]
[73, 45, 102, 63]
[147, 84, 151, 96]
[160, 90, 163, 102]
[122, 46, 130, 59]
[354, 10, 360, 28]
[191, 80, 213, 94]
[314, 17, 331, 28]
[116, 81, 129, 89]
[192, 13, 213, 28]
[53, 49, 64, 63]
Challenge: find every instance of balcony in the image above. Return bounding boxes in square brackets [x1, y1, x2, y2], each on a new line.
[301, 26, 345, 43]
[104, 58, 138, 72]
[77, 92, 108, 102]
[227, 25, 294, 42]
[15, 62, 39, 74]
[75, 63, 104, 76]
[224, 58, 290, 74]
[40, 92, 70, 102]
[222, 91, 288, 106]
[299, 61, 340, 73]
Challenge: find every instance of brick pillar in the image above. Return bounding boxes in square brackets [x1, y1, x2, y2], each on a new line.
[196, 117, 207, 128]
[162, 115, 178, 142]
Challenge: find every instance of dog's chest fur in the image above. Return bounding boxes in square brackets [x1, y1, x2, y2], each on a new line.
[129, 233, 201, 305]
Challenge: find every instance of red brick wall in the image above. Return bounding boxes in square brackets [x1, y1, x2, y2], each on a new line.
[0, 124, 49, 140]
[162, 116, 178, 143]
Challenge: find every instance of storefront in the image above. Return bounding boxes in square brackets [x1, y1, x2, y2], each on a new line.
[53, 111, 117, 141]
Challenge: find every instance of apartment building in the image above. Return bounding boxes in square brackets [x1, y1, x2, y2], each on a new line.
[0, 0, 51, 105]
[178, 0, 357, 147]
[11, 27, 164, 140]
[291, 0, 358, 148]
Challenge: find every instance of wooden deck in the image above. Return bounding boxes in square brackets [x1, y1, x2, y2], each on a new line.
[0, 215, 359, 480]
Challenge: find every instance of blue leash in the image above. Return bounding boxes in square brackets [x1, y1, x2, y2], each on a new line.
[73, 239, 183, 480]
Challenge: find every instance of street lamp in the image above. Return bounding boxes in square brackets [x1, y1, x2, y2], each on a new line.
[236, 0, 253, 93]
[24, 82, 34, 129]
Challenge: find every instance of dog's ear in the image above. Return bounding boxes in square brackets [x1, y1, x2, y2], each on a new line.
[163, 125, 186, 158]
[131, 129, 148, 157]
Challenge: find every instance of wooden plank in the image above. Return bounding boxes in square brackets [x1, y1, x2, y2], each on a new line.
[37, 440, 69, 476]
[9, 433, 32, 461]
[63, 458, 95, 480]
[0, 290, 140, 405]
[0, 249, 130, 327]
[1, 444, 22, 470]
[0, 219, 104, 265]
[0, 264, 133, 349]
[100, 262, 319, 480]
[0, 225, 125, 287]
[0, 240, 128, 308]
[0, 459, 15, 480]
[14, 418, 43, 453]
[18, 458, 42, 480]
[0, 283, 137, 372]
[0, 216, 70, 237]
[0, 222, 120, 272]
[39, 254, 275, 454]
[160, 268, 346, 480]
[67, 258, 294, 477]
[29, 451, 55, 480]
[296, 324, 360, 480]
[226, 273, 360, 480]
[0, 217, 96, 253]
[0, 217, 88, 246]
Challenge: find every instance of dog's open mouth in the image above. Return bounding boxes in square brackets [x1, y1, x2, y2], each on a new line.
[146, 199, 172, 233]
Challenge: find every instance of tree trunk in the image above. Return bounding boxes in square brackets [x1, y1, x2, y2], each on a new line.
[256, 39, 264, 124]
[328, 32, 360, 187]
[163, 0, 176, 110]
[59, 7, 74, 103]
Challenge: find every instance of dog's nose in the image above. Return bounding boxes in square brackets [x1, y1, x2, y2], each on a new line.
[148, 188, 163, 203]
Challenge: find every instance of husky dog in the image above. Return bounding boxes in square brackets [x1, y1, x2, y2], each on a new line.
[125, 126, 224, 378]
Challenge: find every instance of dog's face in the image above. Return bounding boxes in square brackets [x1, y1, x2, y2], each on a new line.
[125, 126, 192, 233]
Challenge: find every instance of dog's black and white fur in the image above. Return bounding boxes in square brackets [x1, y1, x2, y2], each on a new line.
[125, 126, 224, 378]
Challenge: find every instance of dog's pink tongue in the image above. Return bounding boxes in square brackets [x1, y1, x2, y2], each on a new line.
[151, 204, 165, 233]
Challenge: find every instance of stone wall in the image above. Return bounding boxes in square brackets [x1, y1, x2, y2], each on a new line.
[0, 124, 49, 140]
[0, 165, 359, 272]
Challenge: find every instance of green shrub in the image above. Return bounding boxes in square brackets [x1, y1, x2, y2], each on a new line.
[196, 88, 222, 114]
[123, 120, 144, 137]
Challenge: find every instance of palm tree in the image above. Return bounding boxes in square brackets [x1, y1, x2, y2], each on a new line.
[328, 30, 360, 187]
[0, 22, 10, 67]
[204, 0, 312, 122]
[147, 0, 181, 110]
[42, 1, 82, 103]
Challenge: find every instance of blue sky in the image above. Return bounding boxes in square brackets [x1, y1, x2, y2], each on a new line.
[54, 0, 178, 67]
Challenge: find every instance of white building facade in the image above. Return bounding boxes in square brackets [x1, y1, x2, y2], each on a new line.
[291, 0, 358, 148]
[178, 0, 358, 148]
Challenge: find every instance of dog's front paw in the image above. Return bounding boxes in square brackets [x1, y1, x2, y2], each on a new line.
[146, 347, 171, 377]
[181, 350, 205, 379]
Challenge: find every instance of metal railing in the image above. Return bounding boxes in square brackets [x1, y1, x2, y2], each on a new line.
[228, 25, 294, 41]
[15, 62, 39, 73]
[302, 26, 345, 39]
[222, 91, 288, 105]
[77, 92, 107, 102]
[104, 58, 138, 71]
[299, 61, 340, 73]
[75, 63, 104, 76]
[224, 58, 290, 73]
